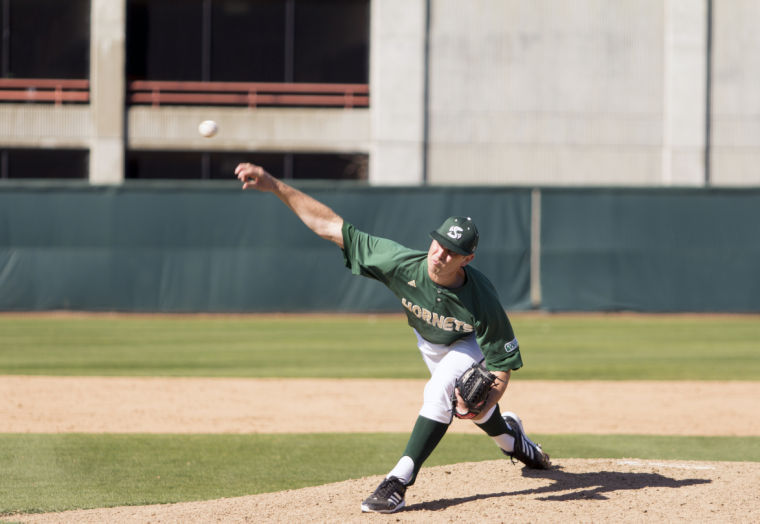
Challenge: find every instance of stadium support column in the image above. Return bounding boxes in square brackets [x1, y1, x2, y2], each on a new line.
[89, 0, 126, 185]
[661, 0, 708, 186]
[369, 0, 427, 185]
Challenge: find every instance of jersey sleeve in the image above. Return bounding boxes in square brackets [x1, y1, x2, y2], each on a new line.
[466, 271, 523, 372]
[475, 308, 523, 372]
[341, 222, 412, 284]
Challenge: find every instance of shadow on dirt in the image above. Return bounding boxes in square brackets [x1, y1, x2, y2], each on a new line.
[405, 465, 712, 512]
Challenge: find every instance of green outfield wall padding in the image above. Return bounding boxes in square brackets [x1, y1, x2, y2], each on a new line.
[0, 184, 531, 312]
[540, 188, 760, 312]
[3, 184, 758, 313]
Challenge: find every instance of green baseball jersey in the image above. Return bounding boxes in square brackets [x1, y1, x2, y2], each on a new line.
[341, 222, 523, 372]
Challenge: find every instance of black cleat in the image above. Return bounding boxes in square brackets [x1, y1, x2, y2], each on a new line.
[501, 411, 552, 469]
[360, 476, 407, 513]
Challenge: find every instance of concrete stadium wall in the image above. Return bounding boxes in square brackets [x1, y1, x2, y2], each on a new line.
[425, 0, 705, 186]
[127, 106, 370, 154]
[3, 1, 760, 187]
[711, 0, 760, 186]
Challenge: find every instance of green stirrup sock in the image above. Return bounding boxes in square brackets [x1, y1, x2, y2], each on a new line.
[475, 405, 509, 436]
[402, 415, 449, 486]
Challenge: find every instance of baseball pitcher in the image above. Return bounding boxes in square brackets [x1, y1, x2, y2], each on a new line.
[235, 163, 551, 514]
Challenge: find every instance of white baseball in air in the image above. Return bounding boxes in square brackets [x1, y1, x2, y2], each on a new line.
[198, 120, 218, 138]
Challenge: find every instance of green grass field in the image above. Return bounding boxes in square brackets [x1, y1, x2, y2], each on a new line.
[2, 433, 758, 516]
[2, 313, 758, 379]
[1, 313, 758, 516]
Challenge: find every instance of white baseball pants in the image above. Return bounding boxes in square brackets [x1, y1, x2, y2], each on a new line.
[413, 329, 497, 424]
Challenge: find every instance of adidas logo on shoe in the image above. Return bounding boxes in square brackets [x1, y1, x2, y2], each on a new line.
[501, 411, 552, 470]
[361, 476, 407, 514]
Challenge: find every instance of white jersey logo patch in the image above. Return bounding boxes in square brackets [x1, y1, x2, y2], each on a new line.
[447, 226, 464, 239]
[407, 280, 417, 288]
[504, 338, 519, 354]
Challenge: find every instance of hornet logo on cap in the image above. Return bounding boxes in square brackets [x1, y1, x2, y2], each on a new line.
[447, 226, 464, 239]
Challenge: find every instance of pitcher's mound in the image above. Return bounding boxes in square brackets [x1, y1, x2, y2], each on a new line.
[19, 458, 760, 523]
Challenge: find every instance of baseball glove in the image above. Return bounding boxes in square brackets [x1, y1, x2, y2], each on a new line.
[451, 362, 496, 419]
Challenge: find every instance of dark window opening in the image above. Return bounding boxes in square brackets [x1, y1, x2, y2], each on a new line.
[126, 0, 203, 81]
[294, 0, 369, 83]
[0, 148, 88, 179]
[1, 0, 90, 79]
[126, 0, 369, 84]
[211, 0, 286, 82]
[126, 150, 368, 181]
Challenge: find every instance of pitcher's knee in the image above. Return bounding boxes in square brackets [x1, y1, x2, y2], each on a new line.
[419, 401, 452, 424]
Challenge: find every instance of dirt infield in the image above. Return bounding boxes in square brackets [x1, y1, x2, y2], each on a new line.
[2, 376, 758, 435]
[5, 376, 760, 523]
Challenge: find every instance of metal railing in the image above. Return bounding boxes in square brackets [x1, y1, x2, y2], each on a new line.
[128, 80, 369, 108]
[0, 79, 369, 108]
[0, 78, 90, 104]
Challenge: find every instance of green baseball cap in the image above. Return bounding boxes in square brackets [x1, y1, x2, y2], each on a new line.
[430, 216, 479, 255]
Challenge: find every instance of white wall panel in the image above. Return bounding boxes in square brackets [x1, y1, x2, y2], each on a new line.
[0, 106, 91, 148]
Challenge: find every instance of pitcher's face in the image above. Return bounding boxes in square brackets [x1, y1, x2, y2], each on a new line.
[426, 239, 473, 284]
